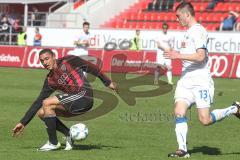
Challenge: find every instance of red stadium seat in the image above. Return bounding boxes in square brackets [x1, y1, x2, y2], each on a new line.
[142, 22, 151, 29]
[152, 22, 162, 29]
[100, 0, 238, 30]
[214, 3, 224, 11]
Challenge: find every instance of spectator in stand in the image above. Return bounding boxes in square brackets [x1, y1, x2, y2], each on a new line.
[31, 7, 41, 26]
[219, 11, 239, 31]
[130, 29, 141, 51]
[33, 27, 42, 46]
[11, 18, 21, 45]
[17, 27, 27, 46]
[12, 18, 21, 33]
[235, 14, 240, 31]
[206, 0, 218, 10]
[147, 0, 160, 11]
[0, 15, 11, 44]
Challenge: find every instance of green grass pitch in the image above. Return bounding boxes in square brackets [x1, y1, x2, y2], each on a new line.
[0, 67, 240, 160]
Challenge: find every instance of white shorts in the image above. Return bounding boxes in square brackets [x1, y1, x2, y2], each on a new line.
[68, 48, 88, 56]
[156, 51, 171, 66]
[174, 76, 214, 108]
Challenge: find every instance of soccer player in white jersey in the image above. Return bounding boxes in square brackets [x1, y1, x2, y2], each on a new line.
[154, 22, 174, 85]
[163, 2, 240, 158]
[69, 21, 91, 56]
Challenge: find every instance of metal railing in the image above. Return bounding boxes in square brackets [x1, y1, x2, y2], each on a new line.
[46, 12, 86, 28]
[0, 26, 18, 45]
[27, 11, 86, 28]
[28, 12, 48, 27]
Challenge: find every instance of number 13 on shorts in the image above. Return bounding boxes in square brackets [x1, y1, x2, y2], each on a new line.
[199, 90, 209, 100]
[196, 89, 213, 107]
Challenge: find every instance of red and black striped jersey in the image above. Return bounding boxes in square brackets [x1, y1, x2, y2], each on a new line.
[20, 55, 111, 126]
[48, 55, 110, 94]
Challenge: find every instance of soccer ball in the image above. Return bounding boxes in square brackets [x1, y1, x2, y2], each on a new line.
[70, 123, 88, 141]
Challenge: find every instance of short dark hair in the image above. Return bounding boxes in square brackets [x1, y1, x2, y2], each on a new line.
[39, 48, 55, 56]
[162, 22, 168, 29]
[176, 2, 195, 17]
[83, 21, 90, 26]
[19, 27, 23, 33]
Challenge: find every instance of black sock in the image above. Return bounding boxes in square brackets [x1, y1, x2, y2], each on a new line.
[56, 118, 70, 137]
[44, 116, 58, 145]
[41, 117, 70, 137]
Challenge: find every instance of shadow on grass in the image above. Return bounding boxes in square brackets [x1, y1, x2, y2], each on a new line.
[189, 146, 240, 156]
[72, 143, 121, 150]
[189, 146, 221, 155]
[27, 143, 120, 151]
[221, 152, 240, 155]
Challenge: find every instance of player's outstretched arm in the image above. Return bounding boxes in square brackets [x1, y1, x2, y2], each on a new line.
[74, 40, 89, 47]
[156, 40, 172, 52]
[12, 123, 25, 137]
[164, 49, 206, 62]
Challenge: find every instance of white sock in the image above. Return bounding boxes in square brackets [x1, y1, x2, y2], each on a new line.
[154, 69, 159, 81]
[175, 117, 188, 152]
[167, 70, 172, 83]
[211, 105, 238, 122]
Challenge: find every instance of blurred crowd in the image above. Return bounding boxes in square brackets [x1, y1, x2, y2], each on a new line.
[0, 13, 22, 45]
[0, 6, 45, 45]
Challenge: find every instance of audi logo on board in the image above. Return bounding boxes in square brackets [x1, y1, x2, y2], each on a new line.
[208, 55, 228, 77]
[0, 45, 239, 78]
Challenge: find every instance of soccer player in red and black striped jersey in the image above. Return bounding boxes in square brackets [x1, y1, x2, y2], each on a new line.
[12, 48, 117, 151]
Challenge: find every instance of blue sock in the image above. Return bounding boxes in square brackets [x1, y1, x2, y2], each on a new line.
[211, 105, 238, 123]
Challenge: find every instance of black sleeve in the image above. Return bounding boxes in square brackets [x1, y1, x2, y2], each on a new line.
[67, 55, 112, 87]
[20, 78, 54, 126]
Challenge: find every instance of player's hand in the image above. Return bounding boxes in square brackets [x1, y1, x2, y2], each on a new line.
[108, 82, 118, 94]
[12, 123, 25, 137]
[74, 40, 79, 46]
[74, 40, 83, 46]
[163, 50, 180, 59]
[83, 40, 90, 47]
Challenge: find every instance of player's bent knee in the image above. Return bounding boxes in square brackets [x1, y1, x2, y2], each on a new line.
[42, 99, 51, 107]
[199, 117, 211, 126]
[42, 104, 56, 117]
[37, 109, 44, 119]
[174, 109, 186, 117]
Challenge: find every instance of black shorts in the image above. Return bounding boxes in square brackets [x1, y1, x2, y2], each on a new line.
[56, 90, 93, 114]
